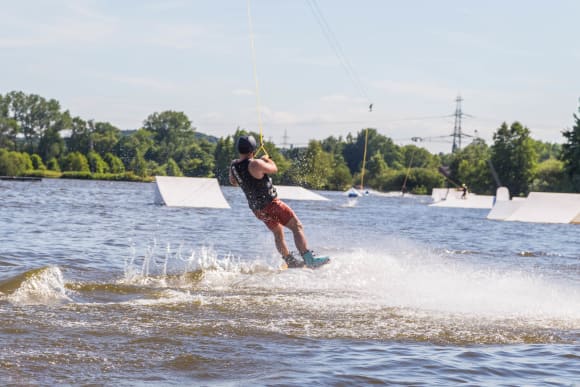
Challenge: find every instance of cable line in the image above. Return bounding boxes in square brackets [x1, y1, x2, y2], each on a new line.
[306, 0, 371, 105]
[360, 127, 369, 189]
[246, 0, 268, 157]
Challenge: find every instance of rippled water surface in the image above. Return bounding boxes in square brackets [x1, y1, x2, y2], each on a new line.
[1, 179, 579, 385]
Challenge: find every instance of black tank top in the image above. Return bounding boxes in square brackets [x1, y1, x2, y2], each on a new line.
[231, 158, 277, 210]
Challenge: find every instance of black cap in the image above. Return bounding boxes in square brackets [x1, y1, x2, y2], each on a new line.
[237, 135, 257, 154]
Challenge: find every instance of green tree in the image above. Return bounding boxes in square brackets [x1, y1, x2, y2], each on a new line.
[114, 128, 154, 169]
[67, 117, 91, 154]
[165, 158, 183, 176]
[365, 151, 388, 187]
[104, 153, 125, 174]
[144, 111, 195, 164]
[343, 129, 402, 175]
[130, 150, 148, 177]
[490, 122, 537, 196]
[38, 125, 66, 162]
[0, 150, 32, 175]
[87, 151, 109, 173]
[179, 140, 215, 177]
[328, 160, 353, 190]
[30, 154, 46, 170]
[401, 144, 439, 169]
[450, 139, 495, 194]
[531, 139, 561, 162]
[0, 116, 18, 150]
[62, 152, 90, 172]
[532, 158, 570, 192]
[299, 140, 334, 189]
[5, 91, 64, 153]
[214, 135, 237, 184]
[47, 157, 60, 172]
[0, 94, 19, 150]
[561, 113, 580, 191]
[92, 121, 121, 156]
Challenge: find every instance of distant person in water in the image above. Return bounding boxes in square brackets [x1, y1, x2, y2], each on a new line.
[229, 135, 328, 268]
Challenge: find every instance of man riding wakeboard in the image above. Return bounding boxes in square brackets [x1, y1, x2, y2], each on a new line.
[229, 135, 329, 268]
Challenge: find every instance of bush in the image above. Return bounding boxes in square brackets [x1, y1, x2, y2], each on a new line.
[0, 150, 33, 176]
[87, 151, 109, 174]
[30, 154, 46, 170]
[22, 170, 62, 178]
[61, 171, 93, 179]
[47, 157, 61, 172]
[104, 153, 125, 174]
[59, 170, 153, 182]
[62, 152, 90, 172]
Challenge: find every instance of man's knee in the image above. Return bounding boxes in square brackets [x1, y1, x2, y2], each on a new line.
[270, 225, 284, 238]
[285, 217, 303, 232]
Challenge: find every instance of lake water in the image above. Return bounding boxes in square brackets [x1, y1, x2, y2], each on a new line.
[0, 179, 578, 385]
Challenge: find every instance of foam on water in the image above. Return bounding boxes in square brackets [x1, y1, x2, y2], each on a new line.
[186, 240, 580, 324]
[115, 238, 580, 337]
[5, 266, 72, 306]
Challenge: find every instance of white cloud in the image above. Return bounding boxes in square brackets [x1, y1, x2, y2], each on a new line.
[141, 0, 189, 12]
[149, 23, 215, 50]
[374, 79, 456, 102]
[105, 74, 181, 93]
[232, 89, 254, 96]
[63, 0, 117, 24]
[320, 94, 354, 103]
[0, 1, 117, 48]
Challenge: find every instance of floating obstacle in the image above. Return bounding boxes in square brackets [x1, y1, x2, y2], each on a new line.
[154, 176, 230, 208]
[275, 185, 329, 201]
[429, 188, 494, 209]
[487, 187, 524, 220]
[154, 177, 328, 208]
[503, 192, 580, 224]
[487, 187, 580, 224]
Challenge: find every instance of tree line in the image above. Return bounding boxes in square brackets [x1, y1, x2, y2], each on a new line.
[1, 90, 579, 196]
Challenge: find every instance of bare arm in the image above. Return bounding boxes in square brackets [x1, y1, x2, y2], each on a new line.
[249, 156, 277, 179]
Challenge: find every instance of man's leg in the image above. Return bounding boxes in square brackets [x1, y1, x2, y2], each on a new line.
[285, 216, 329, 268]
[270, 224, 290, 257]
[284, 216, 308, 255]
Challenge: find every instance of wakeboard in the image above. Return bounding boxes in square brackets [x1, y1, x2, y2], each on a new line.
[280, 256, 331, 270]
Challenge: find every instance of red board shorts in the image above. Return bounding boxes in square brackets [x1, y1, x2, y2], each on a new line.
[253, 198, 296, 230]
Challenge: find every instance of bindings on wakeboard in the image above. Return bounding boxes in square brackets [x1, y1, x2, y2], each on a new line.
[282, 251, 330, 269]
[302, 250, 330, 268]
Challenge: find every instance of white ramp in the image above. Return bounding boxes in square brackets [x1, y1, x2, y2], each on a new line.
[487, 186, 524, 220]
[505, 192, 580, 224]
[275, 185, 329, 201]
[431, 188, 454, 203]
[487, 199, 525, 220]
[429, 188, 494, 209]
[154, 176, 230, 208]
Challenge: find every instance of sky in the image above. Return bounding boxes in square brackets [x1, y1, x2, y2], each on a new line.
[1, 0, 579, 154]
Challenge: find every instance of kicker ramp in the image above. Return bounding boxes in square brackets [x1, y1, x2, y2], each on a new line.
[487, 199, 526, 220]
[487, 186, 525, 220]
[154, 176, 230, 208]
[429, 187, 494, 209]
[505, 192, 580, 224]
[275, 185, 329, 201]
